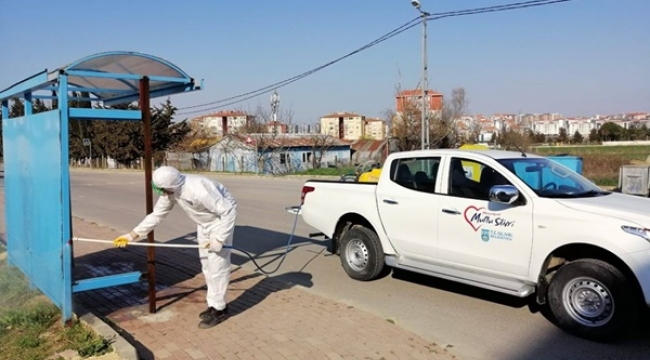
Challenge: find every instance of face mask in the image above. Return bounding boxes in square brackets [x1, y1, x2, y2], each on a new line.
[152, 181, 164, 196]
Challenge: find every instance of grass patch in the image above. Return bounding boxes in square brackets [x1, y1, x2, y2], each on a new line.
[0, 247, 112, 360]
[533, 145, 650, 161]
[293, 166, 355, 176]
[531, 145, 650, 186]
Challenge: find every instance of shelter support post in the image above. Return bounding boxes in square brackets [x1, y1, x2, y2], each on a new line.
[59, 74, 74, 325]
[1, 100, 8, 119]
[24, 92, 32, 115]
[139, 77, 156, 314]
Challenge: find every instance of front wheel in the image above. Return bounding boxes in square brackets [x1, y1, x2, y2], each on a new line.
[547, 259, 639, 342]
[339, 226, 385, 281]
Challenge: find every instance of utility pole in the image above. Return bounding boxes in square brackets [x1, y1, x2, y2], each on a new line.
[411, 0, 430, 150]
[271, 90, 280, 135]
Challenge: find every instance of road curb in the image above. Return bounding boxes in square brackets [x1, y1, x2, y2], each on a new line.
[73, 301, 138, 360]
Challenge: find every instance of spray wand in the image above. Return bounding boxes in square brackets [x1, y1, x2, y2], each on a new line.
[73, 206, 302, 275]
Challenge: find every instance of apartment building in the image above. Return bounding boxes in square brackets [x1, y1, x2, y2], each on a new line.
[267, 121, 288, 134]
[395, 89, 443, 113]
[320, 112, 365, 140]
[191, 110, 254, 136]
[363, 118, 386, 140]
[319, 112, 387, 140]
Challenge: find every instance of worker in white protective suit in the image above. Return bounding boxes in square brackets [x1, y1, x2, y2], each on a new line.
[112, 166, 237, 329]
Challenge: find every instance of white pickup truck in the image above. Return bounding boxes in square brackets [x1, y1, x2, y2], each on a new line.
[299, 148, 650, 341]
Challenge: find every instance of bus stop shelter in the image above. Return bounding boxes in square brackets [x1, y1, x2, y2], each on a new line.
[0, 51, 202, 323]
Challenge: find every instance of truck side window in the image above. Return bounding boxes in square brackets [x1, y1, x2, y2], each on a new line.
[390, 157, 441, 194]
[448, 158, 512, 201]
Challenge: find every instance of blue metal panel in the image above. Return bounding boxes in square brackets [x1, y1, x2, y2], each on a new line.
[102, 83, 197, 106]
[3, 110, 65, 310]
[33, 95, 97, 102]
[43, 85, 133, 94]
[66, 70, 189, 84]
[2, 100, 12, 267]
[0, 70, 50, 102]
[32, 95, 60, 100]
[69, 108, 141, 121]
[72, 272, 143, 292]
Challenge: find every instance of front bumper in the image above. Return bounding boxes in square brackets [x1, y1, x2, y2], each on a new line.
[626, 250, 650, 307]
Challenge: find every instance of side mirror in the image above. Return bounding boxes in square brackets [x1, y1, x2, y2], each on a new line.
[489, 185, 520, 205]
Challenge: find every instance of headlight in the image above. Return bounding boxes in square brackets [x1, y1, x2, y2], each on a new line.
[621, 225, 650, 241]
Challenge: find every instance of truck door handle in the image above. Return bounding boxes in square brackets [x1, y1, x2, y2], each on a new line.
[442, 209, 461, 215]
[382, 199, 398, 205]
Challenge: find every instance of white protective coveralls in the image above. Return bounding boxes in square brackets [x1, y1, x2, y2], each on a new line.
[131, 166, 237, 311]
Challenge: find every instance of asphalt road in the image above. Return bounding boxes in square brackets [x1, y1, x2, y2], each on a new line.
[3, 169, 650, 360]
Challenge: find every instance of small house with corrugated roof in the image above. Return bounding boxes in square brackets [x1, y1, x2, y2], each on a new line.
[208, 133, 351, 174]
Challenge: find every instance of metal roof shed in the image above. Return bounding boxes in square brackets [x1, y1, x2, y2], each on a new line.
[0, 51, 202, 323]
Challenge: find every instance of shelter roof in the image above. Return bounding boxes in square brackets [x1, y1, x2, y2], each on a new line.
[0, 51, 200, 106]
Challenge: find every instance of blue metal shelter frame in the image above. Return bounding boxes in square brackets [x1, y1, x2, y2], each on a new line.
[0, 51, 202, 323]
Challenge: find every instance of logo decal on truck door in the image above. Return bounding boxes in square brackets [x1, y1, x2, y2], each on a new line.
[480, 229, 513, 242]
[464, 206, 515, 232]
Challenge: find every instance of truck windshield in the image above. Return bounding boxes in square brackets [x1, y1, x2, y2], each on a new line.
[497, 158, 610, 198]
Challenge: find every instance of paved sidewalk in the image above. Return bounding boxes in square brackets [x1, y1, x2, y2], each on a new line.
[63, 216, 459, 360]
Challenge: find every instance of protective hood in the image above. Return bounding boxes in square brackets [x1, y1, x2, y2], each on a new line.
[152, 166, 185, 194]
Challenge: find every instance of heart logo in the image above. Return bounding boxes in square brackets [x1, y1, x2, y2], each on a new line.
[464, 206, 485, 232]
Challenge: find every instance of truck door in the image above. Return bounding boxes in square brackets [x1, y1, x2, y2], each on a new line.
[376, 156, 442, 260]
[436, 156, 534, 277]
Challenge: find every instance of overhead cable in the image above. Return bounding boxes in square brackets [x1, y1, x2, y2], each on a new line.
[177, 0, 578, 116]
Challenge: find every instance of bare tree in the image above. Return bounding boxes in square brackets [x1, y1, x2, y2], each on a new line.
[239, 107, 267, 134]
[465, 117, 482, 144]
[385, 107, 420, 152]
[239, 104, 295, 134]
[432, 87, 469, 148]
[242, 104, 298, 174]
[173, 119, 218, 170]
[497, 125, 532, 151]
[387, 85, 468, 151]
[309, 134, 338, 169]
[236, 133, 288, 175]
[211, 134, 253, 172]
[385, 83, 420, 151]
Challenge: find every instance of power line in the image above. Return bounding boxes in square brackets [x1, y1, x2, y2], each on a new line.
[177, 0, 578, 116]
[429, 0, 574, 19]
[177, 16, 422, 113]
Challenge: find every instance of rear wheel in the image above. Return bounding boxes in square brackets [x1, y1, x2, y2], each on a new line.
[339, 226, 385, 281]
[547, 259, 638, 342]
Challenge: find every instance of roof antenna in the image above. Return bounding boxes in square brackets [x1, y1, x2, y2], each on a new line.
[512, 143, 527, 158]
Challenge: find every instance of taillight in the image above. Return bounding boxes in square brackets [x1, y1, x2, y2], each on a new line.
[300, 185, 315, 205]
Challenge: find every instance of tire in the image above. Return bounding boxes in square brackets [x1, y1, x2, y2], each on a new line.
[547, 259, 639, 342]
[339, 226, 385, 281]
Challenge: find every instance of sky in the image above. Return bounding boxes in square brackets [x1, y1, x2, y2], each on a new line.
[1, 0, 648, 124]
